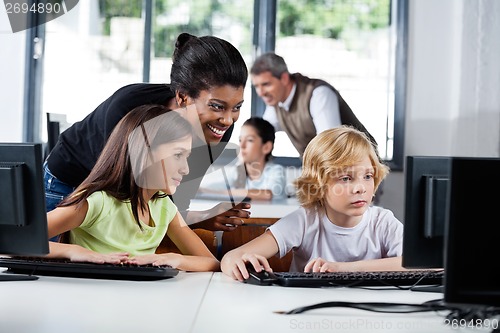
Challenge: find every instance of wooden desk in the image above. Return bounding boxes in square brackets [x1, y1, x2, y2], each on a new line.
[157, 228, 218, 256]
[1, 271, 490, 333]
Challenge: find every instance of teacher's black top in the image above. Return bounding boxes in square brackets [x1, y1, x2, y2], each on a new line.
[47, 83, 233, 211]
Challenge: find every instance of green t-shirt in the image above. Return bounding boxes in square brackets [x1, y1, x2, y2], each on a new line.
[70, 191, 177, 256]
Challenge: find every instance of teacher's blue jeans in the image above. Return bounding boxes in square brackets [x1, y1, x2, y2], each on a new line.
[43, 162, 75, 242]
[43, 162, 75, 212]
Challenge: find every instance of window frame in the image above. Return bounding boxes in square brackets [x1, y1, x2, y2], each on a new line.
[250, 0, 408, 171]
[23, 6, 45, 143]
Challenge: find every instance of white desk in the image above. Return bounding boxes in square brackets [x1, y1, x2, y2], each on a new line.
[0, 271, 493, 333]
[190, 197, 300, 219]
[0, 271, 212, 333]
[194, 274, 486, 333]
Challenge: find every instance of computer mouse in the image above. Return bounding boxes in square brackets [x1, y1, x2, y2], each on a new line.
[243, 264, 277, 286]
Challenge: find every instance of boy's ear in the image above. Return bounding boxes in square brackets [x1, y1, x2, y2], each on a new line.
[262, 141, 273, 155]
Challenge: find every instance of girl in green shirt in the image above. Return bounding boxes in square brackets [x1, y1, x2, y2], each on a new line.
[46, 105, 219, 272]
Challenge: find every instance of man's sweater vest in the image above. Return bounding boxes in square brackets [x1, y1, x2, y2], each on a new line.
[275, 73, 376, 156]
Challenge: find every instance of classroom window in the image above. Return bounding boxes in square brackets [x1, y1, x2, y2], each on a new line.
[272, 0, 396, 163]
[32, 0, 405, 169]
[39, 0, 254, 140]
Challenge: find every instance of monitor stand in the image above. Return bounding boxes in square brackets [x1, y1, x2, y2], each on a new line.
[410, 285, 443, 293]
[0, 272, 38, 281]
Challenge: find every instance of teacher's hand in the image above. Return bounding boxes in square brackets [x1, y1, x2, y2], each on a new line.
[192, 201, 251, 231]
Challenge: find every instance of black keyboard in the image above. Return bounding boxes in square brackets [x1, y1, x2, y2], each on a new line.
[0, 257, 179, 281]
[245, 268, 444, 288]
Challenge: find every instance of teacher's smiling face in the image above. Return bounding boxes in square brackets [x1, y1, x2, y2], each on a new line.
[177, 85, 244, 144]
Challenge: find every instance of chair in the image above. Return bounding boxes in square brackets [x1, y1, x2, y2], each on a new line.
[156, 229, 218, 257]
[45, 113, 71, 158]
[221, 217, 293, 272]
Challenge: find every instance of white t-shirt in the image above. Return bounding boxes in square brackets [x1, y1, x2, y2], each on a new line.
[268, 205, 403, 272]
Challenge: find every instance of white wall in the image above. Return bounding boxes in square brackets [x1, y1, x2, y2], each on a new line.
[378, 0, 500, 220]
[0, 2, 100, 143]
[0, 8, 26, 142]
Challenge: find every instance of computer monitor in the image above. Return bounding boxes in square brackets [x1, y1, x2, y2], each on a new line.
[45, 112, 71, 158]
[444, 157, 500, 307]
[402, 156, 451, 269]
[0, 143, 49, 281]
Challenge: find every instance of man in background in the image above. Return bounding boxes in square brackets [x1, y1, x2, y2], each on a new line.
[250, 52, 375, 157]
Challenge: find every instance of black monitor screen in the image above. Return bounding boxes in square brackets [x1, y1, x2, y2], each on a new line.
[0, 143, 49, 280]
[444, 157, 500, 307]
[402, 156, 451, 269]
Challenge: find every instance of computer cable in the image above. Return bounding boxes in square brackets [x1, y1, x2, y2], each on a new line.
[274, 298, 449, 315]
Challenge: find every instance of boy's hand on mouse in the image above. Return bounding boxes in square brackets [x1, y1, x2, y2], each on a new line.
[221, 252, 271, 282]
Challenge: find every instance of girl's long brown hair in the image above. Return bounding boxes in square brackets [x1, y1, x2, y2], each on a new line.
[59, 104, 192, 227]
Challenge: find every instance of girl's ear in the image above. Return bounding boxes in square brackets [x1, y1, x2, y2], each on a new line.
[176, 91, 189, 107]
[262, 141, 273, 156]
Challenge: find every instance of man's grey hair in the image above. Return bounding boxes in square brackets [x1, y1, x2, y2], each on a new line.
[250, 52, 289, 78]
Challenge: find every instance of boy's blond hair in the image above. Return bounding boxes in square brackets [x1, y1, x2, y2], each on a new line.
[295, 126, 389, 208]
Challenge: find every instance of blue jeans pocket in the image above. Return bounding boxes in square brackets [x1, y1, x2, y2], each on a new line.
[43, 162, 74, 212]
